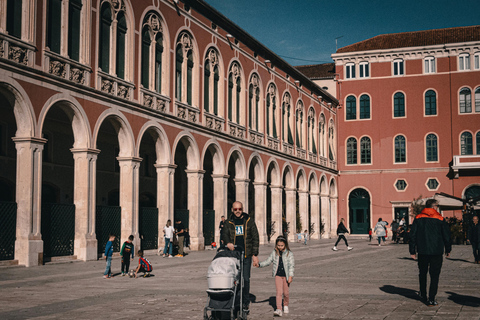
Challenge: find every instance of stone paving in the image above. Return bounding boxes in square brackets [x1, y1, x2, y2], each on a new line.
[0, 238, 479, 320]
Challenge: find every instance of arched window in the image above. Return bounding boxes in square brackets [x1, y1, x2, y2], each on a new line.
[394, 92, 405, 117]
[99, 3, 112, 72]
[461, 132, 473, 155]
[426, 134, 438, 162]
[282, 93, 294, 144]
[346, 95, 356, 120]
[460, 88, 472, 113]
[7, 0, 23, 38]
[477, 132, 480, 155]
[266, 84, 277, 138]
[359, 95, 370, 119]
[47, 0, 62, 53]
[175, 32, 194, 105]
[228, 62, 241, 123]
[308, 108, 316, 154]
[425, 90, 437, 115]
[360, 137, 371, 164]
[204, 49, 220, 115]
[140, 13, 164, 93]
[248, 74, 260, 131]
[296, 102, 304, 148]
[319, 113, 325, 157]
[394, 135, 406, 163]
[68, 0, 83, 61]
[115, 12, 127, 79]
[475, 87, 480, 112]
[328, 119, 335, 161]
[346, 137, 357, 164]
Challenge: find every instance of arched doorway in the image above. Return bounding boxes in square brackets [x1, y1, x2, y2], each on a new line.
[465, 185, 480, 216]
[349, 188, 370, 234]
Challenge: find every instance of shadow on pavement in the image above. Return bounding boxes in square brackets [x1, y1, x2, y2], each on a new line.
[379, 285, 422, 301]
[253, 295, 276, 310]
[397, 257, 415, 261]
[446, 258, 473, 263]
[446, 292, 480, 307]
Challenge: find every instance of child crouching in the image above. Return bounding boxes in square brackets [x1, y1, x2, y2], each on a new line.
[135, 250, 153, 278]
[257, 235, 295, 317]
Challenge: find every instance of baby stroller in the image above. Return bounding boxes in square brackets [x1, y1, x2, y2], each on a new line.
[204, 247, 247, 320]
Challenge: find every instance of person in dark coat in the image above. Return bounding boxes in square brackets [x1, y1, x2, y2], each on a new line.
[409, 199, 451, 307]
[332, 218, 353, 251]
[467, 215, 480, 263]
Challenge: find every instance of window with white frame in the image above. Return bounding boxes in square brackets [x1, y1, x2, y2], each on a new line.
[426, 134, 438, 162]
[424, 56, 436, 74]
[346, 137, 357, 164]
[141, 12, 165, 94]
[475, 53, 480, 70]
[475, 87, 480, 112]
[459, 87, 472, 113]
[359, 62, 369, 78]
[459, 53, 470, 71]
[204, 48, 220, 115]
[461, 132, 473, 155]
[345, 63, 355, 79]
[393, 59, 404, 76]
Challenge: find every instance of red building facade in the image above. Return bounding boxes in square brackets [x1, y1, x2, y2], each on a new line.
[332, 26, 480, 234]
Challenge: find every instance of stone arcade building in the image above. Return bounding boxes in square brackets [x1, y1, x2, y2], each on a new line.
[0, 0, 338, 266]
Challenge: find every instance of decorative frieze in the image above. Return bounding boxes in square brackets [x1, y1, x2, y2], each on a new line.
[283, 143, 293, 155]
[175, 102, 199, 124]
[49, 60, 66, 78]
[249, 130, 264, 145]
[228, 122, 246, 139]
[309, 152, 317, 163]
[44, 50, 90, 85]
[319, 156, 327, 167]
[205, 113, 224, 132]
[9, 45, 28, 65]
[296, 147, 306, 159]
[97, 70, 134, 101]
[267, 137, 280, 151]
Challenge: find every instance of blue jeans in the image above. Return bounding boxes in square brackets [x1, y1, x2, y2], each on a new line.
[104, 256, 112, 276]
[163, 237, 172, 255]
[377, 236, 385, 244]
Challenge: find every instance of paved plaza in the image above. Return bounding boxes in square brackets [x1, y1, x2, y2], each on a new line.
[0, 238, 479, 320]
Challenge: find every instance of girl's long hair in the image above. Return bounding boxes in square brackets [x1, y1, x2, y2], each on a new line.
[275, 235, 290, 256]
[166, 219, 171, 227]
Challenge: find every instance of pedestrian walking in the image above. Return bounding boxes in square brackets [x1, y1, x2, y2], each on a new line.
[175, 219, 185, 257]
[103, 234, 115, 279]
[332, 218, 353, 251]
[120, 235, 134, 276]
[303, 230, 308, 245]
[368, 227, 372, 242]
[409, 199, 451, 306]
[467, 215, 480, 263]
[258, 235, 295, 317]
[374, 218, 388, 246]
[160, 219, 174, 258]
[222, 201, 260, 312]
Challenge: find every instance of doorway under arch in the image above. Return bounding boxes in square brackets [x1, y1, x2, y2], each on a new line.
[349, 188, 370, 234]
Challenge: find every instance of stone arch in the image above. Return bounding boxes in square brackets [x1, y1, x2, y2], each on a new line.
[37, 93, 92, 149]
[329, 177, 337, 197]
[93, 109, 135, 157]
[226, 146, 247, 179]
[308, 171, 319, 193]
[281, 163, 295, 189]
[135, 121, 171, 164]
[0, 76, 36, 137]
[172, 131, 201, 170]
[247, 152, 265, 183]
[265, 158, 281, 186]
[296, 167, 307, 191]
[320, 174, 328, 196]
[201, 139, 226, 175]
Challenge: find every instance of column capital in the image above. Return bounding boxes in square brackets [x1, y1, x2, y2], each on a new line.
[12, 136, 47, 144]
[298, 190, 309, 195]
[284, 187, 296, 192]
[270, 184, 283, 190]
[70, 148, 101, 154]
[185, 169, 206, 175]
[234, 178, 250, 183]
[310, 191, 320, 196]
[212, 174, 229, 180]
[117, 156, 143, 163]
[253, 181, 268, 186]
[154, 163, 177, 169]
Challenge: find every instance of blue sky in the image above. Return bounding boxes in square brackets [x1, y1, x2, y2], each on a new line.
[204, 0, 480, 66]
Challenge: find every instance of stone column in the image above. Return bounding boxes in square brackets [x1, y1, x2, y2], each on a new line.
[321, 194, 331, 238]
[155, 164, 176, 249]
[285, 188, 297, 242]
[212, 174, 228, 244]
[186, 169, 205, 251]
[298, 190, 309, 236]
[330, 197, 338, 238]
[71, 148, 100, 261]
[253, 182, 267, 245]
[270, 185, 283, 241]
[310, 192, 320, 239]
[117, 157, 142, 250]
[13, 137, 46, 267]
[234, 178, 249, 213]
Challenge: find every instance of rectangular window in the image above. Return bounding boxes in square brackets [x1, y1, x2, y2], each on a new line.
[393, 60, 404, 76]
[475, 54, 480, 70]
[68, 0, 82, 61]
[155, 43, 163, 93]
[47, 0, 62, 54]
[346, 64, 355, 79]
[359, 62, 369, 78]
[7, 0, 22, 38]
[424, 57, 436, 74]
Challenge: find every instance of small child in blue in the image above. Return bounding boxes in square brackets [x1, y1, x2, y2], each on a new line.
[303, 230, 308, 245]
[257, 235, 295, 317]
[297, 233, 302, 243]
[103, 234, 115, 279]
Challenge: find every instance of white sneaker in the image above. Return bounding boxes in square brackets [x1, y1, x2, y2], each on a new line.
[283, 306, 289, 314]
[378, 244, 381, 246]
[332, 247, 338, 251]
[348, 247, 353, 251]
[274, 309, 283, 317]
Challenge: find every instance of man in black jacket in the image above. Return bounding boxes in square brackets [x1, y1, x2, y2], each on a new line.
[409, 199, 451, 306]
[467, 215, 480, 263]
